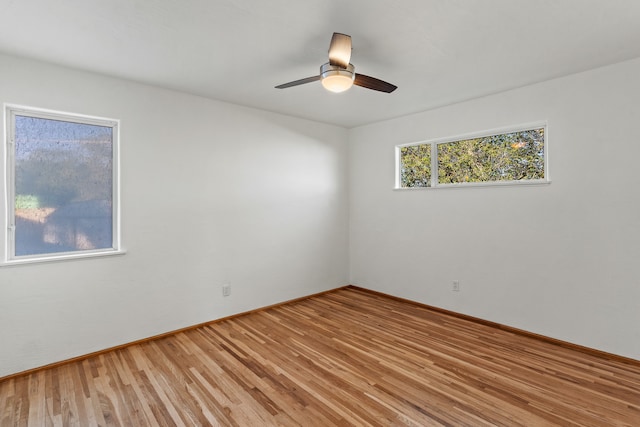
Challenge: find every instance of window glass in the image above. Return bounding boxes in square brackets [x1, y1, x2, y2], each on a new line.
[438, 128, 545, 184]
[399, 144, 432, 188]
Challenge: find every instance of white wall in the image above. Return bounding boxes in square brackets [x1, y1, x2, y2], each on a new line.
[349, 58, 640, 360]
[0, 54, 349, 377]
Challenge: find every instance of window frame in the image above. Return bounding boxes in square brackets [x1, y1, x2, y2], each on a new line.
[395, 122, 549, 190]
[2, 104, 123, 266]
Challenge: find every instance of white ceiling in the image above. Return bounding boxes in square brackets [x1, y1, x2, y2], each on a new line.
[1, 0, 640, 128]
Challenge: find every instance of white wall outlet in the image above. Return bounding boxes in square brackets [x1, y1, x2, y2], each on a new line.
[452, 280, 460, 292]
[222, 283, 231, 297]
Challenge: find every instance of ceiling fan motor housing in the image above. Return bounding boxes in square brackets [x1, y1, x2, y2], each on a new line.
[320, 62, 355, 93]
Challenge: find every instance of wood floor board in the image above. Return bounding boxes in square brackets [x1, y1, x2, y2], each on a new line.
[1, 287, 639, 426]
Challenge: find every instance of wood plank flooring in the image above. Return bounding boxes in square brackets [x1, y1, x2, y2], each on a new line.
[1, 287, 639, 426]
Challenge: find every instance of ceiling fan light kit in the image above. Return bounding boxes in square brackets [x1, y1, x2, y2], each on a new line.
[320, 63, 355, 93]
[275, 32, 397, 94]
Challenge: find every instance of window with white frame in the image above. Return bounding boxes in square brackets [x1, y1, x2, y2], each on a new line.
[397, 124, 547, 188]
[3, 105, 121, 264]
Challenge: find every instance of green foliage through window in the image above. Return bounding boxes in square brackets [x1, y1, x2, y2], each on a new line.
[398, 126, 545, 188]
[399, 144, 431, 187]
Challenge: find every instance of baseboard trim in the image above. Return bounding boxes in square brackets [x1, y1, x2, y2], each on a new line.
[0, 286, 349, 382]
[348, 285, 640, 367]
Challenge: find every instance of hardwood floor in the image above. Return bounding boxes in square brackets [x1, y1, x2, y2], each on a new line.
[1, 287, 639, 426]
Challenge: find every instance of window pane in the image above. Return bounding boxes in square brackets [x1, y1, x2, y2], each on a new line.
[14, 115, 113, 256]
[437, 128, 545, 184]
[400, 144, 431, 187]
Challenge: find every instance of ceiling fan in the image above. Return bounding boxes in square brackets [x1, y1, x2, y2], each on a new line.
[275, 33, 397, 94]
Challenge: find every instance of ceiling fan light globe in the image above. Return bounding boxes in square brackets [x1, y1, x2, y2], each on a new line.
[322, 75, 354, 93]
[320, 63, 355, 93]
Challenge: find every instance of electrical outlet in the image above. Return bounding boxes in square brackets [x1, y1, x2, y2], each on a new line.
[452, 280, 460, 292]
[222, 283, 231, 297]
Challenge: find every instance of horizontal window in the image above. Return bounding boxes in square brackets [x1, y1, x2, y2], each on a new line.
[3, 105, 121, 264]
[397, 124, 547, 189]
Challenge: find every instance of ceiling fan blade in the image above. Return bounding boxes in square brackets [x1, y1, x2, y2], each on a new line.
[275, 75, 321, 89]
[354, 74, 397, 93]
[328, 33, 352, 68]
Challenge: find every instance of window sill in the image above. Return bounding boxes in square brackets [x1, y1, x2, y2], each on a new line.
[394, 179, 551, 191]
[1, 249, 127, 267]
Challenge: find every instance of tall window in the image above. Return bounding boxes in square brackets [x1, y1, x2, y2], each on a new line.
[3, 106, 120, 264]
[397, 124, 547, 188]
